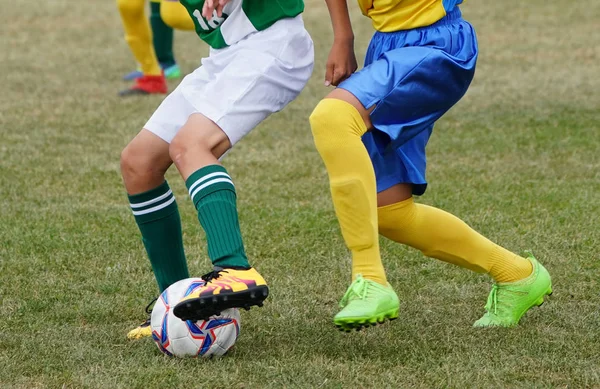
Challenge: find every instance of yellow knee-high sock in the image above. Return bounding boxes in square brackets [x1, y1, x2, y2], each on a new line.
[377, 197, 533, 283]
[117, 0, 162, 76]
[161, 0, 195, 31]
[310, 99, 387, 285]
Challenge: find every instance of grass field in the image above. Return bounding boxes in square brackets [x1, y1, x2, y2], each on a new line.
[1, 0, 599, 387]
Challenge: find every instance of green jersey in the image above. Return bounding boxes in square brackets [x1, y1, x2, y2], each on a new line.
[180, 0, 304, 49]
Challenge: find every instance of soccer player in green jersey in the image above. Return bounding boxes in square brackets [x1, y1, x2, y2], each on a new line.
[122, 0, 313, 339]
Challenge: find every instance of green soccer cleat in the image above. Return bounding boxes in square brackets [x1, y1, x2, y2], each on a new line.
[334, 274, 400, 331]
[473, 253, 552, 328]
[162, 63, 181, 79]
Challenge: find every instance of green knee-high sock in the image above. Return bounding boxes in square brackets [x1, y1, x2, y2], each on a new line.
[129, 181, 188, 292]
[150, 2, 175, 67]
[185, 165, 250, 269]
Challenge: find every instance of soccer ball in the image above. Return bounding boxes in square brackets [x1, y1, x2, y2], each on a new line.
[150, 278, 241, 358]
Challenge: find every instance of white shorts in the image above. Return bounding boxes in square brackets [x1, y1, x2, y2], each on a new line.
[144, 15, 314, 147]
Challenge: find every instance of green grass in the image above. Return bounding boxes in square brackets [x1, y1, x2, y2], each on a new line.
[1, 0, 600, 387]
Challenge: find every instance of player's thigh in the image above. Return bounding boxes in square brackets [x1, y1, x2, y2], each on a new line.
[169, 113, 230, 160]
[130, 78, 205, 180]
[339, 46, 476, 147]
[377, 184, 414, 206]
[187, 16, 313, 147]
[364, 124, 432, 205]
[144, 80, 203, 145]
[159, 16, 312, 162]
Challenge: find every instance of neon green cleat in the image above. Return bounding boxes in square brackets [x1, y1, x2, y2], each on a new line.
[334, 274, 400, 331]
[474, 253, 552, 328]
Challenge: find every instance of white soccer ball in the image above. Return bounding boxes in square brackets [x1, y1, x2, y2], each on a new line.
[150, 278, 241, 358]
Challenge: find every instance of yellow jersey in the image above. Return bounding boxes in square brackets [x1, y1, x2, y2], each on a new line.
[358, 0, 463, 31]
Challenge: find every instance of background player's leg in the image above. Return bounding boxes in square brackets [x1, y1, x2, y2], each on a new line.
[150, 0, 181, 79]
[117, 0, 167, 95]
[117, 0, 161, 76]
[310, 88, 399, 331]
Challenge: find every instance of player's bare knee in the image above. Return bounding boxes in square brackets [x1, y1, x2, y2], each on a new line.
[168, 137, 185, 166]
[169, 134, 208, 165]
[120, 144, 152, 184]
[169, 127, 227, 163]
[120, 145, 134, 179]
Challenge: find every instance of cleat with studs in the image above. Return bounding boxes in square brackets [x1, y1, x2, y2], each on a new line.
[333, 275, 400, 332]
[173, 267, 269, 321]
[473, 253, 552, 328]
[119, 73, 167, 96]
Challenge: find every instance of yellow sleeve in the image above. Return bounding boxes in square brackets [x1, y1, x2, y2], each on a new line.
[357, 0, 373, 16]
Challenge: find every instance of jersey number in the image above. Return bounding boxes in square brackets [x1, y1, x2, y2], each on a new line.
[192, 9, 226, 31]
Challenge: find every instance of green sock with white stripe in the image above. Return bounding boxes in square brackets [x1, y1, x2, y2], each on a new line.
[186, 165, 250, 269]
[128, 181, 189, 292]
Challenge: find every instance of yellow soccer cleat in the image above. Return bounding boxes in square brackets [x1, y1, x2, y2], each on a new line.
[126, 319, 152, 340]
[173, 267, 269, 321]
[126, 298, 156, 340]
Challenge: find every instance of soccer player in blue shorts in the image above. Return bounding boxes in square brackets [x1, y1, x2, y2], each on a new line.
[310, 0, 553, 330]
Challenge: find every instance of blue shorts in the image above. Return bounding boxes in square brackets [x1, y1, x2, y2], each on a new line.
[339, 7, 478, 195]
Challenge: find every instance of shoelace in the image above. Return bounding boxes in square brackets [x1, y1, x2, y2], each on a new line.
[202, 269, 228, 282]
[484, 284, 524, 316]
[145, 297, 157, 315]
[485, 285, 499, 315]
[340, 276, 368, 307]
[140, 297, 158, 327]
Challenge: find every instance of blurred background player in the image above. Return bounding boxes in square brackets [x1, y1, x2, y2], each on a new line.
[117, 0, 194, 96]
[121, 0, 313, 339]
[310, 0, 552, 330]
